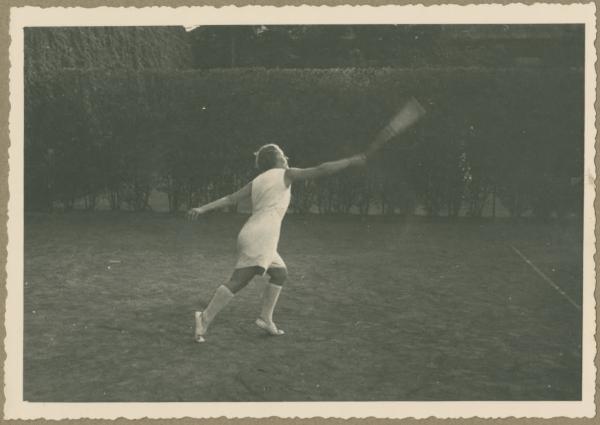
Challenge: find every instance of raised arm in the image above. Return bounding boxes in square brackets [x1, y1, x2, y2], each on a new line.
[284, 154, 366, 185]
[187, 182, 251, 220]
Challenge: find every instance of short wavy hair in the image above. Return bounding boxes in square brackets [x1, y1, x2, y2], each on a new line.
[254, 144, 284, 172]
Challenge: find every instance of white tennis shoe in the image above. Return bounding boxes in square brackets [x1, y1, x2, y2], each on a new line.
[255, 318, 285, 336]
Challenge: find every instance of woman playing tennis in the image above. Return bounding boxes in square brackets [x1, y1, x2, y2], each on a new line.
[187, 144, 367, 342]
[187, 97, 425, 342]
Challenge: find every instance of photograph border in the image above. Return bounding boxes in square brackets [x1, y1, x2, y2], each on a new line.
[1, 2, 597, 422]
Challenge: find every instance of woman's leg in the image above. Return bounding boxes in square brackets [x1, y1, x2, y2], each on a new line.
[225, 266, 264, 294]
[256, 266, 288, 336]
[195, 266, 263, 342]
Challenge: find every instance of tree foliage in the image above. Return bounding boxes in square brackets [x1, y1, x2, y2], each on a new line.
[189, 25, 584, 69]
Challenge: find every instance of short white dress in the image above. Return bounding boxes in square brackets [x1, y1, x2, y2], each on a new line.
[235, 168, 291, 271]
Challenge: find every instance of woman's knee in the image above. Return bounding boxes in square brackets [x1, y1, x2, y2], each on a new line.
[267, 267, 288, 286]
[226, 266, 263, 294]
[225, 278, 245, 294]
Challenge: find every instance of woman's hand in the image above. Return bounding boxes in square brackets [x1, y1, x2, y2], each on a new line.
[187, 207, 206, 220]
[354, 153, 368, 166]
[185, 187, 248, 220]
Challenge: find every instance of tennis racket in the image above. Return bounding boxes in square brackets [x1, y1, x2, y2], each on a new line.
[365, 96, 426, 158]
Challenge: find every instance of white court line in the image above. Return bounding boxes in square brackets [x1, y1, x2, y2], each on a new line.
[510, 245, 582, 312]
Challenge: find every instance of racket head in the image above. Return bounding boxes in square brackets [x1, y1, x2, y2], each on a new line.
[387, 97, 426, 135]
[365, 97, 427, 159]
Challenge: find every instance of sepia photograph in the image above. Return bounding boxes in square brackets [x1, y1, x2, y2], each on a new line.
[4, 4, 596, 420]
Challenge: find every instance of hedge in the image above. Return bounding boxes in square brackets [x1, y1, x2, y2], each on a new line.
[24, 66, 583, 217]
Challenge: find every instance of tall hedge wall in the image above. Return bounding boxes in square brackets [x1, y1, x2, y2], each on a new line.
[24, 67, 583, 217]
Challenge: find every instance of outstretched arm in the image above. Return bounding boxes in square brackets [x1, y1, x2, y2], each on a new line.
[187, 182, 251, 219]
[285, 154, 366, 185]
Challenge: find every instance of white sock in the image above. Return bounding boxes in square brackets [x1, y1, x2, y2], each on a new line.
[203, 285, 234, 326]
[260, 283, 282, 323]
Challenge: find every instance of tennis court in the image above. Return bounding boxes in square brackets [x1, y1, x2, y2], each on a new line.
[23, 212, 582, 401]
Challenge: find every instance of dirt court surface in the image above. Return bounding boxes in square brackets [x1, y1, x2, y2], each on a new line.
[23, 212, 583, 401]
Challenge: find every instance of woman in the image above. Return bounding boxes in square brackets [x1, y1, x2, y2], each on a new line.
[188, 144, 367, 342]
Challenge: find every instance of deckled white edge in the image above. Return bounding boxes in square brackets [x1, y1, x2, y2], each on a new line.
[5, 3, 597, 420]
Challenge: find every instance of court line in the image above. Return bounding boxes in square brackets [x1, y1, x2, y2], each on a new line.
[510, 245, 582, 312]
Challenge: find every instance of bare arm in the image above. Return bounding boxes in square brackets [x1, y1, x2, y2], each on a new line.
[285, 154, 366, 185]
[187, 182, 251, 219]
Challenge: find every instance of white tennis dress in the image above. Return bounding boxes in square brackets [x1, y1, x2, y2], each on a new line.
[235, 168, 291, 271]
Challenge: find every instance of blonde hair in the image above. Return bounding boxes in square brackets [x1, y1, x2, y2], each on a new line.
[254, 144, 284, 172]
